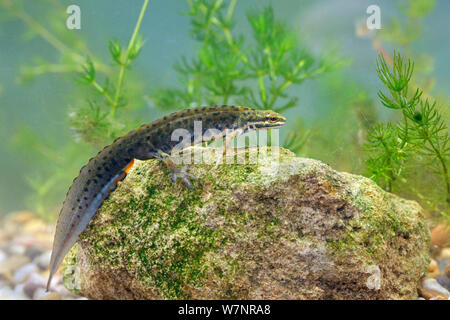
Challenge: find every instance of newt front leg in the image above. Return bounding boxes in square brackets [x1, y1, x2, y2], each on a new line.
[214, 128, 244, 169]
[155, 150, 200, 189]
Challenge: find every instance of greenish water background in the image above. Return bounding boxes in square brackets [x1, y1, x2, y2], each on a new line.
[0, 0, 448, 215]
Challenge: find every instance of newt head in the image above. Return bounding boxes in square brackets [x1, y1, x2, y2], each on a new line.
[241, 109, 286, 130]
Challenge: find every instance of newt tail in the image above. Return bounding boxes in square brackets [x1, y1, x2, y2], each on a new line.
[46, 105, 286, 291]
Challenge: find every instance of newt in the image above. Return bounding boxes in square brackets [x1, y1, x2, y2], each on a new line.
[46, 105, 286, 290]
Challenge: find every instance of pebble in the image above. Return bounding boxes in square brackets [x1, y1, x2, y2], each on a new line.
[440, 248, 450, 259]
[420, 278, 450, 299]
[13, 263, 38, 283]
[55, 284, 74, 297]
[0, 250, 6, 264]
[22, 219, 49, 234]
[25, 247, 42, 260]
[33, 288, 50, 300]
[0, 286, 12, 297]
[437, 258, 450, 274]
[12, 283, 27, 299]
[23, 272, 46, 298]
[40, 292, 61, 300]
[0, 287, 22, 300]
[33, 250, 51, 270]
[0, 211, 84, 300]
[0, 255, 30, 275]
[8, 244, 26, 256]
[46, 274, 63, 292]
[430, 224, 450, 248]
[427, 259, 440, 278]
[436, 276, 450, 291]
[10, 211, 35, 224]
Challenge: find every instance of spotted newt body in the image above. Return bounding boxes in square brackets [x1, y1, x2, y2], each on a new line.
[47, 105, 286, 290]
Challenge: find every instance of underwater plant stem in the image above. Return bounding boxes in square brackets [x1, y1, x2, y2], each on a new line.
[127, 1, 149, 53]
[1, 0, 110, 75]
[221, 29, 249, 66]
[112, 67, 125, 118]
[266, 57, 310, 109]
[375, 48, 433, 102]
[12, 6, 70, 56]
[92, 81, 114, 105]
[201, 0, 223, 44]
[258, 72, 267, 105]
[427, 137, 450, 204]
[222, 95, 229, 105]
[111, 0, 149, 118]
[23, 64, 80, 77]
[226, 0, 238, 22]
[400, 111, 409, 148]
[380, 139, 394, 192]
[267, 80, 291, 109]
[208, 0, 249, 67]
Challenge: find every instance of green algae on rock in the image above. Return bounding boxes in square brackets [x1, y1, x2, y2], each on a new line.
[62, 147, 430, 299]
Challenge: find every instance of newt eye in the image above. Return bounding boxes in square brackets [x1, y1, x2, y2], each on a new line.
[268, 116, 278, 123]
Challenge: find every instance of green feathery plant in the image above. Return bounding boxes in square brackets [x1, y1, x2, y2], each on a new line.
[3, 0, 150, 220]
[283, 118, 311, 155]
[151, 0, 340, 113]
[365, 52, 449, 218]
[376, 0, 437, 96]
[3, 0, 340, 220]
[72, 0, 148, 146]
[151, 0, 342, 151]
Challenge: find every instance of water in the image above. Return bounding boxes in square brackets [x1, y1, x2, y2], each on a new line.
[0, 0, 448, 215]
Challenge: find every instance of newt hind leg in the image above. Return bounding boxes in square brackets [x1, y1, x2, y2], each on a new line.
[155, 150, 199, 190]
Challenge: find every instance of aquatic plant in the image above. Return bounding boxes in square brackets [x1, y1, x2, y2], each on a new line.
[365, 52, 449, 218]
[3, 0, 340, 220]
[2, 0, 150, 219]
[5, 0, 446, 224]
[152, 0, 342, 156]
[150, 0, 342, 151]
[369, 0, 437, 98]
[72, 0, 148, 146]
[359, 0, 449, 221]
[0, 0, 339, 219]
[151, 1, 339, 112]
[300, 75, 378, 173]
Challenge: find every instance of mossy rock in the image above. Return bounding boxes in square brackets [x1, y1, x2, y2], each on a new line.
[63, 147, 430, 299]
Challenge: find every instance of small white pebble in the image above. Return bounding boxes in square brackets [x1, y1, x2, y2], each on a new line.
[55, 284, 74, 297]
[23, 272, 47, 298]
[422, 278, 450, 298]
[0, 287, 25, 300]
[0, 250, 6, 264]
[440, 248, 450, 259]
[9, 244, 25, 256]
[33, 288, 50, 300]
[13, 263, 37, 283]
[12, 283, 28, 300]
[33, 250, 52, 270]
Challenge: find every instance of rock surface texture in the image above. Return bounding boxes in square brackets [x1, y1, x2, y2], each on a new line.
[63, 147, 430, 299]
